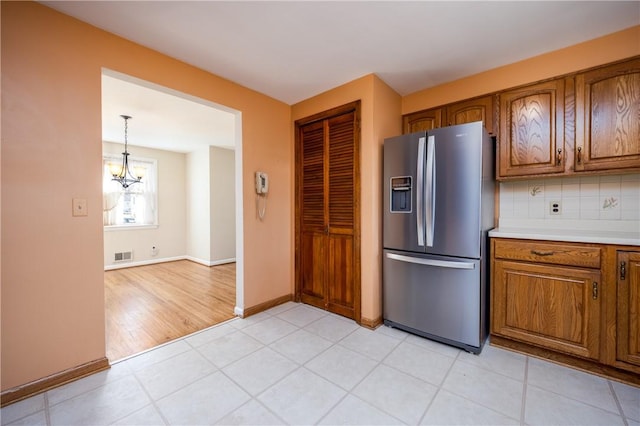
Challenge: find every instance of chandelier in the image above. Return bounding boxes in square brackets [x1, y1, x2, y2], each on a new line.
[109, 115, 144, 189]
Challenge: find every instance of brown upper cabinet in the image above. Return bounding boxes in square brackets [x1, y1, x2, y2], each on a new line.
[402, 107, 442, 134]
[402, 56, 640, 180]
[445, 95, 496, 136]
[498, 78, 567, 178]
[575, 57, 640, 173]
[402, 95, 495, 135]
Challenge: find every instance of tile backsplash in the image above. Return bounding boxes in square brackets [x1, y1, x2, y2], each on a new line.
[499, 174, 640, 222]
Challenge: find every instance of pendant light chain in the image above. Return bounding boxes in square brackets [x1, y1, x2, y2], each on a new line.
[123, 114, 129, 152]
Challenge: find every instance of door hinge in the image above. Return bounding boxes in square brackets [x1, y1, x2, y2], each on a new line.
[620, 261, 627, 280]
[592, 282, 598, 300]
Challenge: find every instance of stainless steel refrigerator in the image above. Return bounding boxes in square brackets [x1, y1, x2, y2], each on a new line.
[382, 121, 494, 354]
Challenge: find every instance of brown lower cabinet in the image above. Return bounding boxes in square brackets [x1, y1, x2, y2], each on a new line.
[490, 238, 640, 384]
[616, 251, 640, 371]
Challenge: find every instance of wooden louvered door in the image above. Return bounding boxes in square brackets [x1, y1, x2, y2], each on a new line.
[296, 101, 360, 321]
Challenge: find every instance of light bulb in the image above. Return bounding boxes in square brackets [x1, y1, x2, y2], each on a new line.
[133, 165, 146, 180]
[109, 162, 124, 177]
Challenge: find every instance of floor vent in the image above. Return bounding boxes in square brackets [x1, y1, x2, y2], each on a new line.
[114, 251, 133, 262]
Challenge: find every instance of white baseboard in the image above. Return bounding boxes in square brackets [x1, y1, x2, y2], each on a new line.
[105, 256, 236, 270]
[234, 306, 244, 317]
[104, 256, 187, 271]
[211, 257, 236, 266]
[184, 256, 236, 267]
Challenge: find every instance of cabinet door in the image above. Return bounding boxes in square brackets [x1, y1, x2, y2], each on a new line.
[575, 58, 640, 172]
[446, 95, 496, 135]
[492, 260, 601, 359]
[402, 108, 442, 134]
[617, 251, 640, 369]
[498, 79, 566, 178]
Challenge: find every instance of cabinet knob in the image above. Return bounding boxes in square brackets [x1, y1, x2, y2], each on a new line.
[576, 146, 582, 164]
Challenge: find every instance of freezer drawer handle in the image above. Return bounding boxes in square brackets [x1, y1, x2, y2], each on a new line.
[386, 253, 475, 269]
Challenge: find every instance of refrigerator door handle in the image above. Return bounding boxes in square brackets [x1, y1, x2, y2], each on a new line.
[386, 253, 475, 270]
[416, 137, 426, 247]
[425, 135, 436, 247]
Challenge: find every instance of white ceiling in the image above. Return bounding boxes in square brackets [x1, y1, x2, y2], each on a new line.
[101, 71, 236, 153]
[41, 1, 639, 152]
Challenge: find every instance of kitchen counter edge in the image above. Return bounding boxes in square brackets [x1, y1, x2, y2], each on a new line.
[488, 228, 640, 247]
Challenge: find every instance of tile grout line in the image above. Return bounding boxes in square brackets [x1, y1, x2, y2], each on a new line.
[337, 331, 407, 426]
[193, 327, 267, 369]
[309, 325, 407, 424]
[129, 368, 172, 426]
[238, 396, 289, 425]
[313, 369, 352, 426]
[421, 346, 525, 424]
[608, 380, 629, 426]
[226, 310, 310, 416]
[214, 310, 348, 425]
[216, 362, 292, 425]
[520, 356, 528, 426]
[417, 347, 462, 425]
[44, 392, 52, 426]
[360, 328, 441, 424]
[524, 374, 631, 418]
[124, 324, 249, 425]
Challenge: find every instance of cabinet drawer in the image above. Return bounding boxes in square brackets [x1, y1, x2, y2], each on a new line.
[493, 239, 601, 269]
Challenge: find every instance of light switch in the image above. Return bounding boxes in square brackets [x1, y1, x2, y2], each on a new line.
[72, 198, 88, 217]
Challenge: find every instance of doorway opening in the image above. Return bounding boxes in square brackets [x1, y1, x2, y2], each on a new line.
[101, 69, 244, 361]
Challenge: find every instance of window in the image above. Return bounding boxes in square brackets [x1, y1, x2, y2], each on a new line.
[103, 155, 157, 228]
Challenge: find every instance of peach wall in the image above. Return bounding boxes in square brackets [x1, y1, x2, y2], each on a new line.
[1, 1, 291, 391]
[369, 76, 402, 320]
[291, 75, 401, 322]
[2, 1, 637, 394]
[403, 25, 640, 114]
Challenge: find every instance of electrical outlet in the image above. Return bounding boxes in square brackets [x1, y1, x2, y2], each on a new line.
[151, 246, 158, 256]
[549, 200, 562, 215]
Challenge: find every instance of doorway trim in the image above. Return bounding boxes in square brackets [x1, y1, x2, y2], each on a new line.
[100, 68, 244, 339]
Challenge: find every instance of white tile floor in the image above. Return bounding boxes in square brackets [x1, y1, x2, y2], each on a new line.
[2, 302, 639, 426]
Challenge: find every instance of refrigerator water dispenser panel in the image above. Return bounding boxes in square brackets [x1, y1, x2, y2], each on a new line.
[390, 176, 412, 213]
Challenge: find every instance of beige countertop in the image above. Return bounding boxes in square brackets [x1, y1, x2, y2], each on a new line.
[489, 227, 640, 246]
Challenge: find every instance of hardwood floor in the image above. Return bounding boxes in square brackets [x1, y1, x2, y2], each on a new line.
[105, 260, 236, 362]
